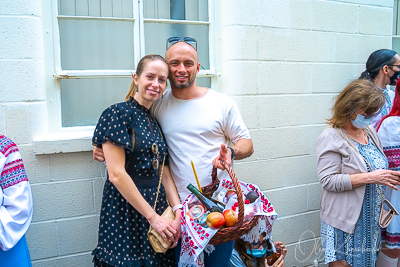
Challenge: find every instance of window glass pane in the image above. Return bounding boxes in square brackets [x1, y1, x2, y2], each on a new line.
[59, 18, 135, 70]
[60, 77, 132, 127]
[144, 23, 209, 69]
[196, 77, 211, 88]
[58, 0, 134, 18]
[144, 0, 208, 21]
[393, 38, 400, 55]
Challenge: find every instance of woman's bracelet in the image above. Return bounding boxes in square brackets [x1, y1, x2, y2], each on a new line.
[172, 204, 183, 213]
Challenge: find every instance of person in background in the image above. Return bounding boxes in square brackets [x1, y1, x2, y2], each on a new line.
[317, 79, 400, 267]
[230, 233, 287, 267]
[0, 135, 33, 267]
[359, 49, 400, 129]
[94, 37, 254, 267]
[376, 79, 400, 267]
[91, 54, 181, 267]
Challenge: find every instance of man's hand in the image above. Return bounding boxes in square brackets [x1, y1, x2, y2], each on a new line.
[93, 146, 106, 162]
[169, 214, 182, 249]
[212, 139, 253, 170]
[212, 144, 232, 170]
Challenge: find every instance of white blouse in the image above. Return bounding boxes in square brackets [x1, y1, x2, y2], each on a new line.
[0, 136, 33, 251]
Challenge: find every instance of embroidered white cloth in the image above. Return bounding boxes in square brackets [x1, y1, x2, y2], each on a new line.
[378, 116, 400, 248]
[0, 135, 33, 251]
[178, 179, 277, 267]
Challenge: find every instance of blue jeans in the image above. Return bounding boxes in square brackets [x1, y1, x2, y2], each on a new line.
[174, 238, 234, 267]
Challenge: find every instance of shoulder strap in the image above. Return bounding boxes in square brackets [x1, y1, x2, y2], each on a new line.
[153, 154, 167, 210]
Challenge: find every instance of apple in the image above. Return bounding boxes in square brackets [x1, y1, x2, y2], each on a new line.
[223, 209, 238, 227]
[206, 212, 225, 229]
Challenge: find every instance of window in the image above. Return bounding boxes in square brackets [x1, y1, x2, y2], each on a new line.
[44, 0, 215, 130]
[393, 0, 400, 53]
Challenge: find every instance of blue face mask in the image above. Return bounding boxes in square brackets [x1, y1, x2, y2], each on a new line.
[351, 114, 374, 129]
[246, 247, 267, 258]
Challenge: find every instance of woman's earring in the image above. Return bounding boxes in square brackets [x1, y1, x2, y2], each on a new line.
[162, 94, 164, 98]
[136, 87, 138, 92]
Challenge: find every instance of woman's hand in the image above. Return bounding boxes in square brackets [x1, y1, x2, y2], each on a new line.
[148, 214, 176, 243]
[169, 213, 182, 249]
[369, 169, 400, 190]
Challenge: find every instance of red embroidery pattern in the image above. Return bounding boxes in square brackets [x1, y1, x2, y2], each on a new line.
[0, 135, 18, 157]
[1, 159, 28, 189]
[384, 148, 400, 169]
[0, 136, 28, 189]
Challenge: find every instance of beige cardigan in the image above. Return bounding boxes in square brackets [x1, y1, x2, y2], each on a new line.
[317, 126, 385, 234]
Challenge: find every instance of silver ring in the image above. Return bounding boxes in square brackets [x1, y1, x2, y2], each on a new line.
[175, 242, 178, 244]
[162, 234, 166, 239]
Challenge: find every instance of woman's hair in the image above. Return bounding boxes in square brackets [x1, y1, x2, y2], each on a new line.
[359, 49, 398, 80]
[234, 236, 266, 267]
[376, 79, 400, 131]
[124, 54, 168, 101]
[327, 79, 385, 128]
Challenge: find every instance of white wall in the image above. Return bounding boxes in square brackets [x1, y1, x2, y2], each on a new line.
[0, 0, 102, 266]
[0, 0, 394, 266]
[219, 0, 393, 266]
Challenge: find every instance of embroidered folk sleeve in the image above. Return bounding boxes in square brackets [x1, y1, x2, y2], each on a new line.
[0, 135, 33, 251]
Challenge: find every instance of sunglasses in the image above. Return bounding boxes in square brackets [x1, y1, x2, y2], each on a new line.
[388, 64, 400, 69]
[363, 114, 375, 119]
[250, 240, 269, 249]
[358, 111, 377, 120]
[166, 37, 197, 50]
[151, 143, 160, 169]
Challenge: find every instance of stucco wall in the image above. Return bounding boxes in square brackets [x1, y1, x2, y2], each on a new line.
[0, 0, 394, 266]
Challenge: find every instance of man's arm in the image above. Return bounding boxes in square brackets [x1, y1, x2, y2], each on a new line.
[230, 138, 254, 160]
[212, 139, 254, 170]
[93, 145, 105, 162]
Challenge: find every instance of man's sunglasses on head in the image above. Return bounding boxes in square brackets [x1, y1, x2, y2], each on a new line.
[166, 37, 197, 50]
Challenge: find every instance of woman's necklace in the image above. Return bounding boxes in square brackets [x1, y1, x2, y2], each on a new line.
[347, 128, 367, 143]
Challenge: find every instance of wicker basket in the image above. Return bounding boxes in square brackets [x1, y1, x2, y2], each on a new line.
[201, 160, 259, 245]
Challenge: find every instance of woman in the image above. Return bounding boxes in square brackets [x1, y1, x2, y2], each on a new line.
[376, 79, 400, 267]
[359, 49, 400, 128]
[229, 233, 287, 267]
[0, 135, 33, 267]
[91, 54, 182, 267]
[317, 79, 400, 267]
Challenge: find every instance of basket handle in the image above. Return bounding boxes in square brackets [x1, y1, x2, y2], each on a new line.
[220, 159, 245, 230]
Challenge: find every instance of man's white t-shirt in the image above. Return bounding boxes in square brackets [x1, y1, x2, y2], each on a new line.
[151, 89, 251, 201]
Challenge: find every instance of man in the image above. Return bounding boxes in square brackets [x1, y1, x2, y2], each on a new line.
[94, 37, 254, 266]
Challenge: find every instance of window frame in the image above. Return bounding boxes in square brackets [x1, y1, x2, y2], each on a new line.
[43, 0, 218, 134]
[394, 0, 400, 44]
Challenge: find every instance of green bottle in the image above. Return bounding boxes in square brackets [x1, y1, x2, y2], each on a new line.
[187, 183, 225, 213]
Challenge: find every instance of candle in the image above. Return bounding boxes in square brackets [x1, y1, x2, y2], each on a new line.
[191, 161, 202, 193]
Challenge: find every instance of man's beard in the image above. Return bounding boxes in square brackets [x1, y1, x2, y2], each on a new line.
[170, 75, 196, 89]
